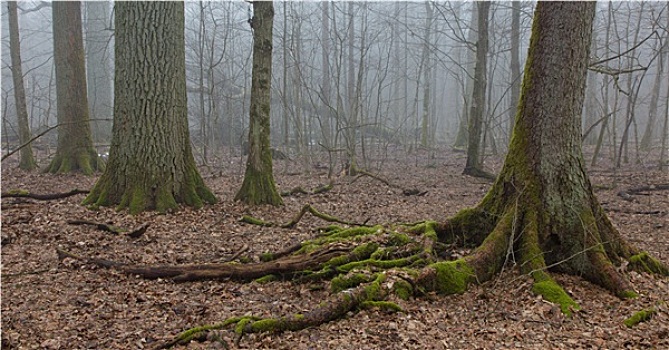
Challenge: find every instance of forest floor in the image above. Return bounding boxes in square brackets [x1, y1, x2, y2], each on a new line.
[1, 145, 668, 349]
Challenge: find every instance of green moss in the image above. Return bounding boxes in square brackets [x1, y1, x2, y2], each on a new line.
[6, 189, 29, 195]
[623, 308, 656, 328]
[238, 256, 252, 263]
[430, 260, 475, 295]
[241, 215, 273, 227]
[331, 273, 377, 293]
[629, 252, 669, 276]
[388, 232, 412, 246]
[155, 185, 178, 213]
[325, 242, 379, 268]
[532, 279, 580, 315]
[329, 225, 383, 239]
[618, 290, 639, 299]
[234, 317, 255, 335]
[254, 275, 277, 284]
[260, 252, 275, 262]
[361, 301, 403, 313]
[392, 279, 413, 300]
[337, 256, 416, 273]
[363, 274, 386, 300]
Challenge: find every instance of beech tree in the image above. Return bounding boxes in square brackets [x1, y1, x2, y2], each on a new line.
[61, 3, 668, 346]
[7, 1, 37, 170]
[83, 2, 216, 214]
[235, 0, 283, 206]
[48, 1, 101, 174]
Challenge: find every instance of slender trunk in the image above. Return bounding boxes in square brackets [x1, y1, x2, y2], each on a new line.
[463, 1, 490, 175]
[508, 1, 521, 143]
[7, 1, 37, 170]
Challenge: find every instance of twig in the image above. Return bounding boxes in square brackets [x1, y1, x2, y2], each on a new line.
[1, 188, 89, 200]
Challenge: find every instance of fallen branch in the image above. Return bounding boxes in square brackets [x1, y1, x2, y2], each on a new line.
[280, 181, 334, 197]
[1, 188, 89, 200]
[241, 204, 367, 228]
[67, 220, 150, 238]
[352, 169, 427, 196]
[617, 184, 669, 202]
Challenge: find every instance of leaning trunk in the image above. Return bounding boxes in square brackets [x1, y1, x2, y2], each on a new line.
[7, 1, 37, 170]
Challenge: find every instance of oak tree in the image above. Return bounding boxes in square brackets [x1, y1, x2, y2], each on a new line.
[84, 2, 216, 214]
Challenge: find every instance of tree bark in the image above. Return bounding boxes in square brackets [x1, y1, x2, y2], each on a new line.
[83, 2, 216, 214]
[463, 1, 490, 177]
[508, 1, 521, 143]
[7, 1, 37, 170]
[84, 1, 113, 144]
[48, 1, 100, 174]
[235, 0, 283, 206]
[453, 1, 644, 298]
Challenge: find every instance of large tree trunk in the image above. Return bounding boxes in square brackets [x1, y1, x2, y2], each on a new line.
[48, 1, 100, 174]
[235, 0, 283, 206]
[83, 2, 216, 214]
[449, 1, 642, 298]
[7, 1, 37, 170]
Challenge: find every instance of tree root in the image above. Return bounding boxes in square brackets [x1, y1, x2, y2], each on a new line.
[241, 204, 368, 228]
[67, 220, 149, 238]
[1, 188, 89, 200]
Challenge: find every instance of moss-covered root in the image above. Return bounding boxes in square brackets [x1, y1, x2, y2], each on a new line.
[519, 211, 581, 315]
[628, 252, 669, 276]
[623, 308, 657, 328]
[158, 275, 392, 349]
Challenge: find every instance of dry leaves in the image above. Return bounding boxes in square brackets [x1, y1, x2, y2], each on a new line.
[2, 147, 668, 349]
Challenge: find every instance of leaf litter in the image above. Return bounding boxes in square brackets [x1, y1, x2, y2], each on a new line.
[1, 147, 668, 349]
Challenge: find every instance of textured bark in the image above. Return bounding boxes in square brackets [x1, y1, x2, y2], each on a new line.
[84, 1, 113, 143]
[7, 1, 37, 170]
[463, 1, 490, 176]
[83, 2, 216, 214]
[48, 1, 100, 175]
[448, 1, 644, 297]
[235, 1, 283, 206]
[508, 1, 521, 142]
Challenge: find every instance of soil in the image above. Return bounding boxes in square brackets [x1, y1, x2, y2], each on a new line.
[2, 145, 668, 349]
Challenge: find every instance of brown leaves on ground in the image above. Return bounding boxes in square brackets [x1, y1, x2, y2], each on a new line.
[2, 146, 668, 349]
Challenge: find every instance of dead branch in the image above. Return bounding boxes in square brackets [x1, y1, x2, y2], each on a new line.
[56, 242, 359, 283]
[241, 204, 367, 228]
[281, 181, 334, 197]
[617, 184, 669, 202]
[1, 188, 89, 200]
[352, 169, 428, 196]
[67, 220, 150, 238]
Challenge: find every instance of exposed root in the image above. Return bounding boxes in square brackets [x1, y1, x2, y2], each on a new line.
[1, 188, 89, 200]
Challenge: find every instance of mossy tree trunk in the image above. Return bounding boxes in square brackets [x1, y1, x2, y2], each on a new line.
[442, 1, 644, 299]
[235, 0, 283, 206]
[7, 1, 37, 171]
[48, 1, 100, 175]
[463, 1, 490, 177]
[83, 2, 216, 214]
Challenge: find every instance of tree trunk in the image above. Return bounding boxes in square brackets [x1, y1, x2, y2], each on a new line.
[7, 1, 37, 170]
[640, 25, 668, 151]
[48, 1, 100, 174]
[84, 1, 113, 144]
[420, 2, 433, 149]
[508, 1, 521, 143]
[448, 1, 645, 299]
[463, 1, 490, 177]
[235, 0, 283, 206]
[453, 3, 478, 149]
[83, 2, 216, 214]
